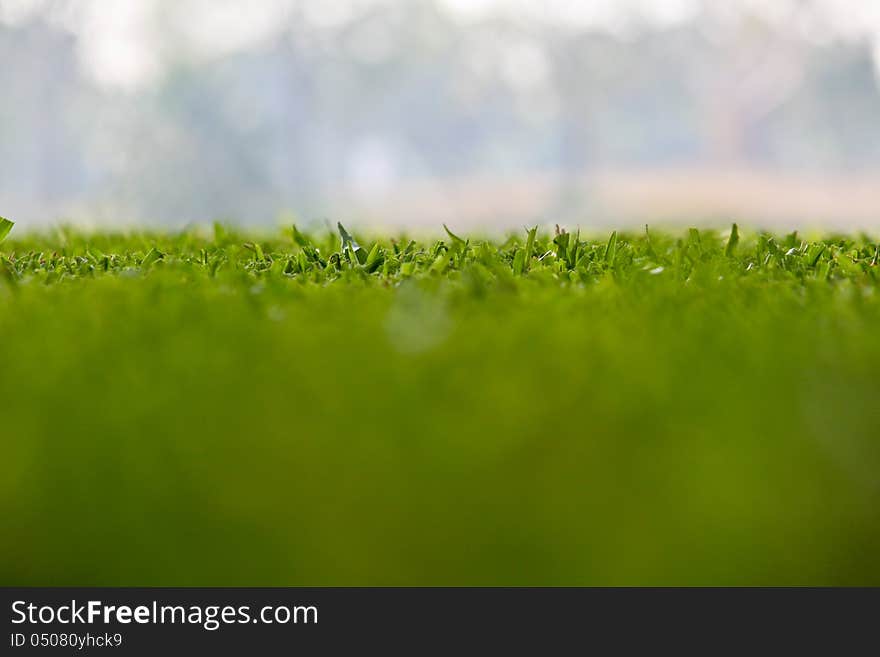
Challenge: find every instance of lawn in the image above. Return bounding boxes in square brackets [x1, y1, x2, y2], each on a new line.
[2, 220, 879, 585]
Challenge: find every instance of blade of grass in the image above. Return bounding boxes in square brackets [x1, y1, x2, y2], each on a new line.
[523, 226, 537, 274]
[0, 217, 14, 243]
[725, 223, 740, 257]
[604, 230, 618, 265]
[338, 222, 366, 265]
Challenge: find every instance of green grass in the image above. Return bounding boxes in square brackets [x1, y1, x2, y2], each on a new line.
[2, 221, 880, 585]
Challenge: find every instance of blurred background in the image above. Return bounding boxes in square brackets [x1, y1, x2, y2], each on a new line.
[2, 0, 880, 230]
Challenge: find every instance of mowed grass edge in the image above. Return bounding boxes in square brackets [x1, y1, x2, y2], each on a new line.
[1, 222, 879, 585]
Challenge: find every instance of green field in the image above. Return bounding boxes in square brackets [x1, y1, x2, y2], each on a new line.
[2, 219, 879, 585]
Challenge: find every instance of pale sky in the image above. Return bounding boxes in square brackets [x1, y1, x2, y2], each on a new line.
[2, 0, 880, 88]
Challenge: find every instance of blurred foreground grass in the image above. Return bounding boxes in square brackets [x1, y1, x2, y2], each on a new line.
[1, 223, 879, 585]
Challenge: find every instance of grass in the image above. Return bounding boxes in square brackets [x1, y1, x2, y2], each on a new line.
[2, 220, 880, 585]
